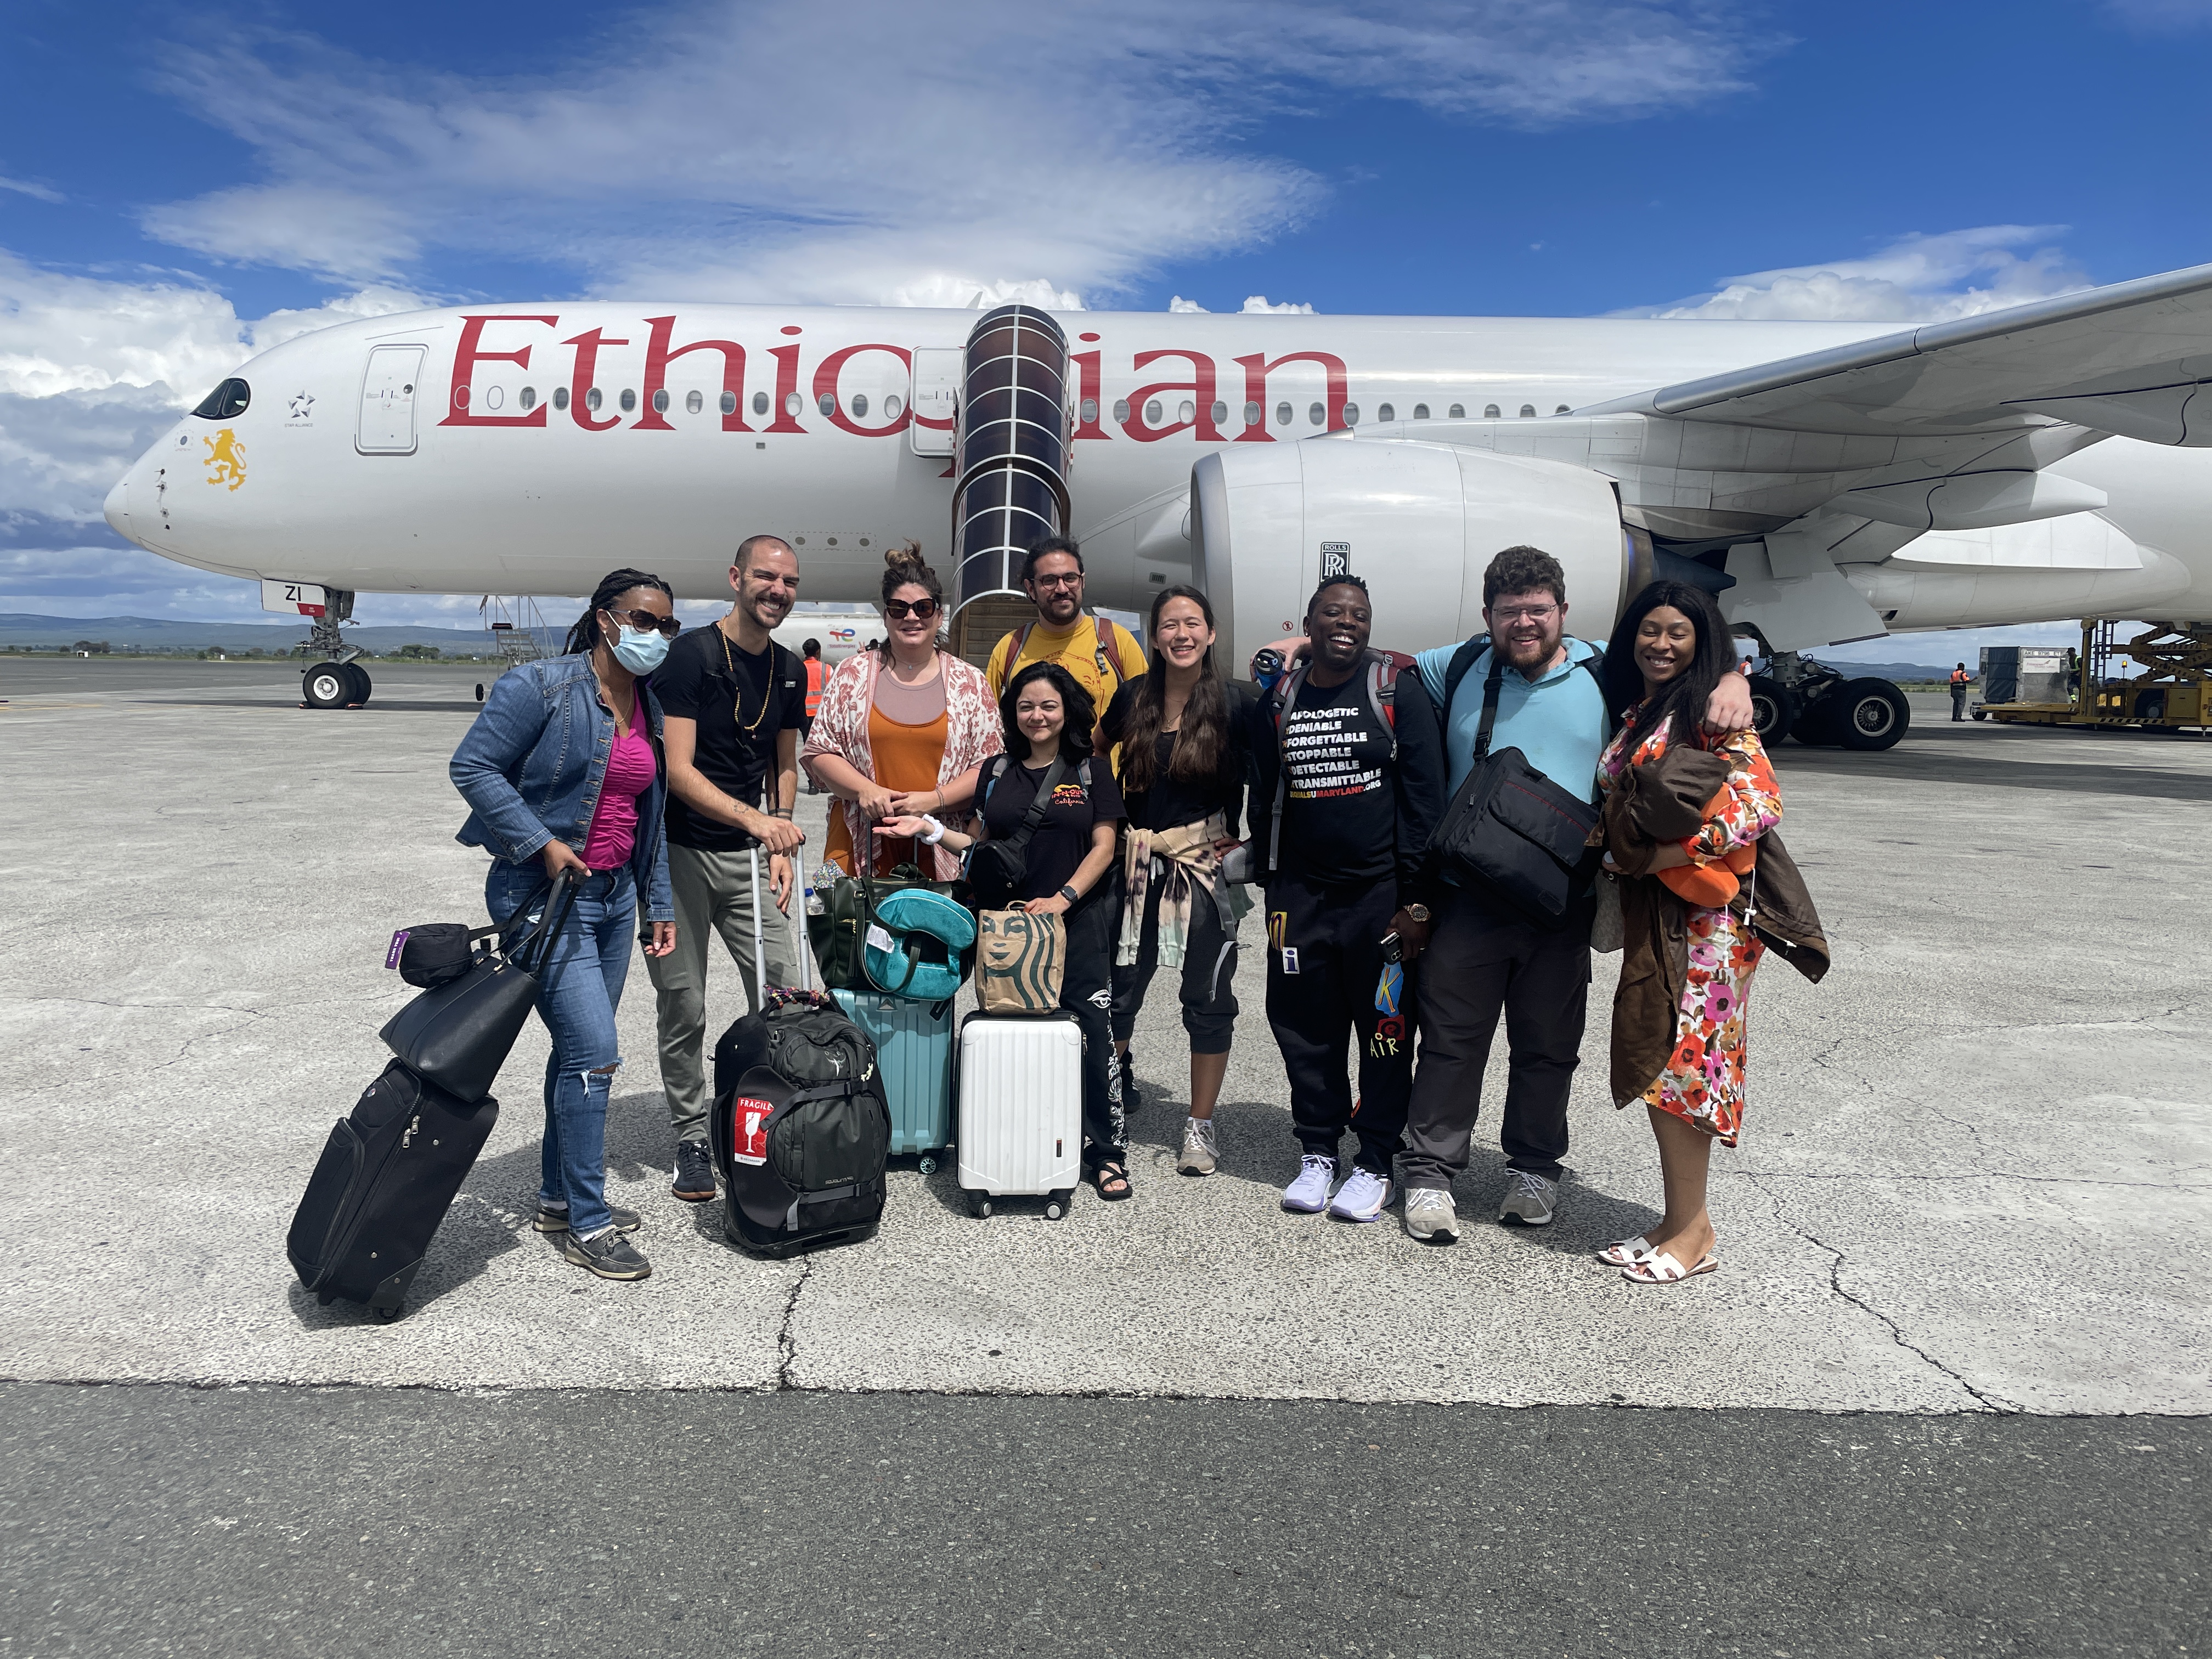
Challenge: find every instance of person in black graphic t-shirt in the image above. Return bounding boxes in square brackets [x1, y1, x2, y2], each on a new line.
[1246, 577, 1445, 1224]
[646, 534, 811, 1204]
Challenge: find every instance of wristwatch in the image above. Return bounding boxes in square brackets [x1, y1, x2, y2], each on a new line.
[1058, 884, 1080, 904]
[1404, 902, 1431, 923]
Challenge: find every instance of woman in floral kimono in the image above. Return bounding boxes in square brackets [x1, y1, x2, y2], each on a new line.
[802, 544, 1003, 878]
[1595, 580, 1784, 1286]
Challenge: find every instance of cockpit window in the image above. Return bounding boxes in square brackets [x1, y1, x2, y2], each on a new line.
[193, 378, 250, 420]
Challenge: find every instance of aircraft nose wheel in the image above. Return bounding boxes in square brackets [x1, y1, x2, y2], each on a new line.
[303, 664, 351, 708]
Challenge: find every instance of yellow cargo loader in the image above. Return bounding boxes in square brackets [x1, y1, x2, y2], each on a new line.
[1976, 620, 2211, 732]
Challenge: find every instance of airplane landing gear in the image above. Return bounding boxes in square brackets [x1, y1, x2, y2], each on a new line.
[1747, 674, 1797, 745]
[298, 589, 366, 709]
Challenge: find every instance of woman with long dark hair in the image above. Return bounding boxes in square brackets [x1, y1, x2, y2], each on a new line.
[1594, 580, 1784, 1286]
[803, 543, 1002, 877]
[882, 661, 1131, 1198]
[449, 568, 680, 1282]
[1096, 584, 1254, 1177]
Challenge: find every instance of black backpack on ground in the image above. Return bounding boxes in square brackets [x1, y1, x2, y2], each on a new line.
[709, 845, 891, 1257]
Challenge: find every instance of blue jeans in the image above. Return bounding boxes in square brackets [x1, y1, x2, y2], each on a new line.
[486, 862, 637, 1238]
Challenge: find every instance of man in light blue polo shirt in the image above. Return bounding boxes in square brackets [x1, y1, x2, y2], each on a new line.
[1398, 545, 1750, 1244]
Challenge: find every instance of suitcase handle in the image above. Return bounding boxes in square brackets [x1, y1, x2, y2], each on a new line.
[749, 839, 815, 1000]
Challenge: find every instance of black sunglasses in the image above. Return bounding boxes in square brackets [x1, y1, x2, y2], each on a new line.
[885, 597, 940, 620]
[605, 607, 681, 637]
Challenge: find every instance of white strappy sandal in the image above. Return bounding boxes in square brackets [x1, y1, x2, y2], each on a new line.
[1621, 1250, 1718, 1285]
[1596, 1235, 1654, 1267]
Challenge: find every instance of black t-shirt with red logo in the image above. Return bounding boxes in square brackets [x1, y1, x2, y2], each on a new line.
[978, 754, 1126, 903]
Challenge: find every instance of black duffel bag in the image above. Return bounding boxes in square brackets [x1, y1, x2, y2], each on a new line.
[1429, 654, 1603, 930]
[377, 871, 578, 1103]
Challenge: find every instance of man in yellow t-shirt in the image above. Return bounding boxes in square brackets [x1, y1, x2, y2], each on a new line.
[984, 536, 1148, 711]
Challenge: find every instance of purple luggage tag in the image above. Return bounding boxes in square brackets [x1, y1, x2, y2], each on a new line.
[385, 929, 410, 969]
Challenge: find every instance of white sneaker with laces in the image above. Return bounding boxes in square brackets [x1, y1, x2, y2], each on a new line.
[1402, 1187, 1459, 1243]
[1498, 1169, 1558, 1227]
[1281, 1154, 1338, 1214]
[1326, 1166, 1393, 1223]
[1177, 1116, 1219, 1176]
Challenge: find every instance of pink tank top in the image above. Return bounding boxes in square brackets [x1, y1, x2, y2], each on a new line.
[582, 720, 656, 871]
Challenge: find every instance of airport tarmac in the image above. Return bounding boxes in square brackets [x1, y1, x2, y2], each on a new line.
[4, 656, 2208, 1656]
[2, 657, 2204, 1414]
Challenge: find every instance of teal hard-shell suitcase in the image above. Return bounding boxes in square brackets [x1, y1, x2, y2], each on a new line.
[832, 988, 956, 1170]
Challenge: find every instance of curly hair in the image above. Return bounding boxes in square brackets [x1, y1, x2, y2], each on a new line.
[1482, 545, 1567, 609]
[878, 540, 943, 633]
[999, 659, 1096, 765]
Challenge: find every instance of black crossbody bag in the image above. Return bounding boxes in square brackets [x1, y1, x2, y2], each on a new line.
[964, 755, 1070, 910]
[1429, 656, 1604, 930]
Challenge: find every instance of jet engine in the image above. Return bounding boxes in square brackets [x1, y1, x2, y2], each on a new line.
[1189, 438, 1630, 669]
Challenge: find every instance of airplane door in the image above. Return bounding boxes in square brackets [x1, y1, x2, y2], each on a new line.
[909, 348, 960, 457]
[357, 345, 426, 455]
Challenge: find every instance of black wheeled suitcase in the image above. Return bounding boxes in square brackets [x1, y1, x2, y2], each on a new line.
[286, 1059, 499, 1320]
[708, 844, 890, 1257]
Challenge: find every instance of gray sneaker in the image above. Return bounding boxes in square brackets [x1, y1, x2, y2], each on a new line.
[1498, 1169, 1558, 1227]
[561, 1226, 653, 1281]
[533, 1204, 641, 1235]
[1403, 1187, 1459, 1243]
[1177, 1116, 1219, 1176]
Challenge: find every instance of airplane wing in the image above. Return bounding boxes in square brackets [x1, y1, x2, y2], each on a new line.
[1590, 260, 2212, 444]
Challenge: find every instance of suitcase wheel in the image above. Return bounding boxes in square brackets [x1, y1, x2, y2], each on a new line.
[1042, 1193, 1069, 1222]
[966, 1190, 992, 1220]
[373, 1305, 404, 1323]
[918, 1153, 939, 1176]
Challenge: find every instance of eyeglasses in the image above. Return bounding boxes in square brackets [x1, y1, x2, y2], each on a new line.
[1029, 572, 1083, 590]
[884, 597, 940, 620]
[1489, 604, 1559, 624]
[605, 607, 681, 637]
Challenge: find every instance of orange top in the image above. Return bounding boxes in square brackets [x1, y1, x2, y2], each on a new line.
[803, 656, 826, 716]
[823, 704, 949, 876]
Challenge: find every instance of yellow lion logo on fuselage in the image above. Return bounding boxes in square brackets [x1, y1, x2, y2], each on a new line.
[203, 428, 246, 491]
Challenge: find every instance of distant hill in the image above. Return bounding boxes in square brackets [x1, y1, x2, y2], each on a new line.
[1802, 656, 1967, 682]
[0, 613, 547, 654]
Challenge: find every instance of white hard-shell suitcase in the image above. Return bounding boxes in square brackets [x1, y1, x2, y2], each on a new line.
[956, 1011, 1082, 1220]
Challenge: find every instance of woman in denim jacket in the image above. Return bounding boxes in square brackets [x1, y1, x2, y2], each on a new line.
[450, 568, 680, 1282]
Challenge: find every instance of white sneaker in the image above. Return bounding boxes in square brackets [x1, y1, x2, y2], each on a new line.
[1498, 1169, 1558, 1227]
[1403, 1187, 1459, 1243]
[1177, 1116, 1219, 1176]
[1326, 1166, 1393, 1223]
[1281, 1154, 1338, 1214]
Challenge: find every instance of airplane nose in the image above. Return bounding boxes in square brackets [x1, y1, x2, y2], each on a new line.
[103, 470, 132, 540]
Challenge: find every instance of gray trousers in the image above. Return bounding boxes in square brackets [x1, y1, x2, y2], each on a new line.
[646, 841, 803, 1144]
[1400, 886, 1592, 1187]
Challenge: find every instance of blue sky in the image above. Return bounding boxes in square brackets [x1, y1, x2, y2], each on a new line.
[4, 0, 2209, 657]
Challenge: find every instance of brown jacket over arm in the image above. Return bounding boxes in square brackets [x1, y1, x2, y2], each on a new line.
[1601, 745, 1832, 1105]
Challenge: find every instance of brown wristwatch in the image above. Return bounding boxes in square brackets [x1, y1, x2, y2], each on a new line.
[1404, 902, 1431, 923]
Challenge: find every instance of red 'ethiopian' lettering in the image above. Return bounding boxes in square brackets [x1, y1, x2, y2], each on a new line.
[441, 315, 558, 427]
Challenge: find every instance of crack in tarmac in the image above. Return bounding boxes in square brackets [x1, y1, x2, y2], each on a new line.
[1742, 1172, 2023, 1414]
[775, 1257, 814, 1391]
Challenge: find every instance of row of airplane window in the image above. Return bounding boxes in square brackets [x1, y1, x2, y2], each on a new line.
[460, 385, 1574, 425]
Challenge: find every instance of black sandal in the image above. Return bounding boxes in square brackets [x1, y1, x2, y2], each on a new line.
[1091, 1161, 1133, 1201]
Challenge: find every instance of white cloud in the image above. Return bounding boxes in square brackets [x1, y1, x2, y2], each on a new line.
[0, 173, 64, 204]
[2105, 0, 2212, 29]
[138, 1, 1771, 306]
[1615, 226, 2094, 323]
[1168, 296, 1210, 313]
[1242, 296, 1317, 314]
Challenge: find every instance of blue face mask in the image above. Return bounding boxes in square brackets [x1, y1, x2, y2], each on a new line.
[610, 625, 670, 675]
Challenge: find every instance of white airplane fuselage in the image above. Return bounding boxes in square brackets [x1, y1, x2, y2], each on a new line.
[104, 304, 2212, 648]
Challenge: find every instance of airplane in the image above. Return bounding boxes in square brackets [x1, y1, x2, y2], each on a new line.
[104, 263, 2212, 745]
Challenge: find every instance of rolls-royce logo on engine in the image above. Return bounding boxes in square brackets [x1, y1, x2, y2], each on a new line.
[1319, 542, 1352, 579]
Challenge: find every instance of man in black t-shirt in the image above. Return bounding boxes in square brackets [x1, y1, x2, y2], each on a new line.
[1246, 577, 1445, 1224]
[647, 533, 810, 1203]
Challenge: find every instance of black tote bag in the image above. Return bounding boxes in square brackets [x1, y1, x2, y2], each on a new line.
[1429, 658, 1601, 930]
[377, 872, 578, 1102]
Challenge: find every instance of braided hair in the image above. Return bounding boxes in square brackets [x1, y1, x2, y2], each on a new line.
[563, 567, 675, 656]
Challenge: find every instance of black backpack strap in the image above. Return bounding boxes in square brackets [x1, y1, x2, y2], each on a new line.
[995, 756, 1068, 862]
[1265, 661, 1312, 876]
[1442, 634, 1490, 716]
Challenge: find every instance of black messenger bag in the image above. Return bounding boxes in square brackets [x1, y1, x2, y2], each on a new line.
[1429, 656, 1604, 930]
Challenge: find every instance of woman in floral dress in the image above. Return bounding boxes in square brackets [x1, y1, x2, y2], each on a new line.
[1595, 581, 1782, 1285]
